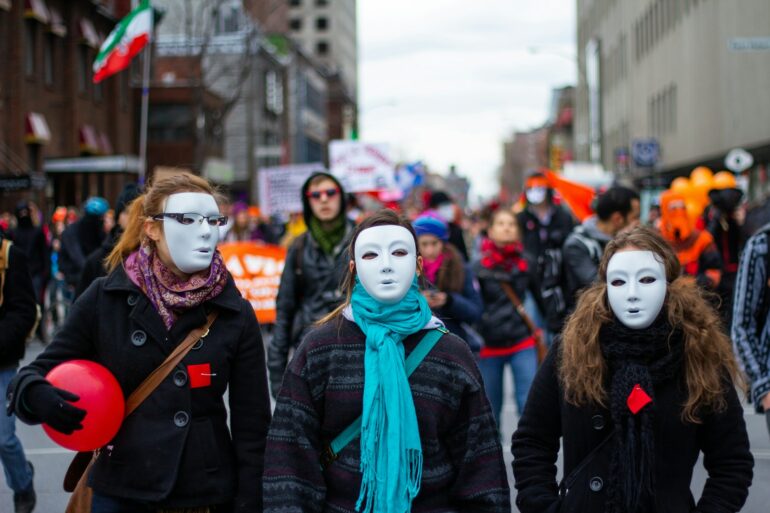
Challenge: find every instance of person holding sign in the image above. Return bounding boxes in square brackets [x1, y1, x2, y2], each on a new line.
[512, 226, 752, 513]
[263, 209, 510, 513]
[7, 174, 271, 512]
[268, 172, 355, 398]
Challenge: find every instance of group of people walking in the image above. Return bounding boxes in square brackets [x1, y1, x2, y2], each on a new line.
[0, 169, 761, 513]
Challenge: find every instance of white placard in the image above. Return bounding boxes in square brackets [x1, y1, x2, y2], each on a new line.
[257, 163, 324, 216]
[329, 140, 395, 192]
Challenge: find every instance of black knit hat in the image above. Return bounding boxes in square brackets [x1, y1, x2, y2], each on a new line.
[429, 191, 452, 208]
[115, 183, 140, 220]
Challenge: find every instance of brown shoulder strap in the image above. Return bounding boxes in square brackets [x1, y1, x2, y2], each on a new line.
[125, 311, 218, 417]
[0, 239, 10, 307]
[499, 281, 538, 337]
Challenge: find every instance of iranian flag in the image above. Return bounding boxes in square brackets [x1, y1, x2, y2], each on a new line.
[93, 1, 153, 83]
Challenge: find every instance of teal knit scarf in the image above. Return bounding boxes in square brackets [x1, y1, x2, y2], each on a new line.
[350, 276, 432, 513]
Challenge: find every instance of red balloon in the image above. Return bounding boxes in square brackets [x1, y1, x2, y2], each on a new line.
[44, 360, 125, 451]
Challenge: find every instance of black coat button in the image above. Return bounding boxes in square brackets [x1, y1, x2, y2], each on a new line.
[131, 330, 147, 347]
[174, 411, 189, 427]
[592, 414, 605, 430]
[589, 477, 603, 492]
[192, 339, 203, 351]
[127, 294, 138, 306]
[173, 370, 188, 387]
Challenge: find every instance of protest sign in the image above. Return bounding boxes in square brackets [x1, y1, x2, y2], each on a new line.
[329, 140, 395, 192]
[258, 163, 324, 216]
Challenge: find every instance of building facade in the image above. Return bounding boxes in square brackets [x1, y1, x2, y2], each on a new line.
[0, 0, 137, 211]
[575, 0, 770, 195]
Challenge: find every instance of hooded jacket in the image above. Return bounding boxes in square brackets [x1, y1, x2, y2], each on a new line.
[562, 217, 611, 309]
[267, 172, 354, 397]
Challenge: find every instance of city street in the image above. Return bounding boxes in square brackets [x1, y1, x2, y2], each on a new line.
[2, 339, 769, 512]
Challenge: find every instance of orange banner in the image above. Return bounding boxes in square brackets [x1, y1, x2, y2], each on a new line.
[544, 169, 596, 221]
[218, 242, 286, 324]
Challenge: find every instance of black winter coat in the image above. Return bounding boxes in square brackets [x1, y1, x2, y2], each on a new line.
[8, 266, 271, 511]
[472, 259, 533, 349]
[512, 341, 753, 513]
[517, 205, 575, 262]
[267, 227, 352, 395]
[0, 243, 38, 368]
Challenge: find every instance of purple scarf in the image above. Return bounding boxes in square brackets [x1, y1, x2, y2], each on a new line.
[124, 243, 228, 329]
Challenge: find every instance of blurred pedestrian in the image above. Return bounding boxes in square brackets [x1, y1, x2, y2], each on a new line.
[429, 191, 470, 261]
[59, 197, 108, 288]
[659, 190, 722, 291]
[10, 201, 49, 304]
[75, 183, 140, 297]
[268, 172, 354, 398]
[0, 231, 39, 513]
[513, 226, 753, 513]
[413, 213, 483, 352]
[224, 201, 261, 243]
[562, 185, 640, 313]
[263, 210, 510, 512]
[473, 208, 538, 425]
[7, 174, 271, 511]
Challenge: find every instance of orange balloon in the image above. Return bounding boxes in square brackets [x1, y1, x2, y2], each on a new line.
[686, 199, 704, 221]
[670, 177, 691, 193]
[712, 171, 737, 190]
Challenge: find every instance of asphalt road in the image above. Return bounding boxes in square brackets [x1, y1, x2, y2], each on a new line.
[2, 339, 769, 512]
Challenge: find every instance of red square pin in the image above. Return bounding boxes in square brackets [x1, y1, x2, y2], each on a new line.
[187, 363, 213, 389]
[626, 384, 652, 415]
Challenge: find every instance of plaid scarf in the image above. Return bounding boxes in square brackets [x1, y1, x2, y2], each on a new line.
[124, 242, 227, 329]
[480, 238, 528, 273]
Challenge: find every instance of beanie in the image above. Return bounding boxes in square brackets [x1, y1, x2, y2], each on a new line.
[84, 196, 109, 216]
[115, 183, 140, 220]
[428, 191, 452, 209]
[413, 214, 449, 241]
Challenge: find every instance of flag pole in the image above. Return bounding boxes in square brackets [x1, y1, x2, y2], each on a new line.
[138, 41, 151, 186]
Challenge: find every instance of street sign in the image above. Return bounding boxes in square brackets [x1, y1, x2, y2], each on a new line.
[0, 174, 32, 191]
[728, 38, 770, 52]
[725, 148, 754, 173]
[631, 139, 660, 167]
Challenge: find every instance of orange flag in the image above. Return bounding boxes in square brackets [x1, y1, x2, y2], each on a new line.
[543, 169, 596, 221]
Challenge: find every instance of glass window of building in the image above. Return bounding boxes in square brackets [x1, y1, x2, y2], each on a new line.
[24, 20, 36, 77]
[43, 33, 55, 86]
[289, 18, 302, 30]
[316, 17, 328, 31]
[316, 40, 329, 55]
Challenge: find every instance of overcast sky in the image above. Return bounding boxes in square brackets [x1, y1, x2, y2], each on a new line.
[358, 0, 577, 202]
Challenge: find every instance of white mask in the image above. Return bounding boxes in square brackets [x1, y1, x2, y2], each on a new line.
[437, 204, 455, 223]
[162, 192, 221, 274]
[526, 187, 548, 205]
[606, 250, 667, 330]
[354, 225, 417, 304]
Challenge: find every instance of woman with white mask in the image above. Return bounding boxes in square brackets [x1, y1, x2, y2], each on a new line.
[8, 174, 271, 512]
[512, 226, 752, 513]
[263, 209, 510, 513]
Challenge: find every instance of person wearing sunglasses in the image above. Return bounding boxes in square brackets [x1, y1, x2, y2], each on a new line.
[8, 174, 271, 512]
[268, 171, 354, 399]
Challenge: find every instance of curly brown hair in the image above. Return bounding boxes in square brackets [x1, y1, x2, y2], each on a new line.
[559, 225, 742, 423]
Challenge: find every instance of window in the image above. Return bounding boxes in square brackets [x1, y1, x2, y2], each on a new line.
[24, 20, 36, 77]
[94, 81, 103, 103]
[265, 70, 284, 115]
[216, 2, 240, 34]
[289, 0, 301, 6]
[148, 105, 194, 142]
[44, 34, 55, 86]
[77, 46, 90, 94]
[316, 17, 328, 31]
[289, 18, 302, 30]
[315, 0, 328, 5]
[27, 144, 40, 173]
[316, 40, 328, 55]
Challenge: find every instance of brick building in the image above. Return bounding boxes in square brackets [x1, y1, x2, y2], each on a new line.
[0, 0, 137, 214]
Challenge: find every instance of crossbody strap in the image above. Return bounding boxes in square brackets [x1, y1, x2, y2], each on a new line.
[321, 327, 448, 467]
[499, 281, 539, 337]
[558, 429, 614, 497]
[125, 311, 218, 416]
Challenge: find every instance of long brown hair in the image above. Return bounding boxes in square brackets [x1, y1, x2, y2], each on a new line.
[317, 209, 421, 325]
[560, 225, 741, 423]
[105, 174, 218, 272]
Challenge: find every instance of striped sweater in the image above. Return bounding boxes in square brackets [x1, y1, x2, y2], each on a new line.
[263, 317, 511, 513]
[731, 229, 770, 411]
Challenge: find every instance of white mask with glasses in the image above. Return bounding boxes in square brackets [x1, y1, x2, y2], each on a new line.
[157, 193, 223, 274]
[606, 250, 667, 330]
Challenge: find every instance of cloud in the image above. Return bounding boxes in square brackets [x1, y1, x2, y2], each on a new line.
[359, 0, 576, 200]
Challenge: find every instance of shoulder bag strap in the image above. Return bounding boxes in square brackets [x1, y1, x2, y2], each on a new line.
[321, 327, 448, 467]
[499, 281, 539, 337]
[125, 310, 218, 416]
[558, 429, 614, 497]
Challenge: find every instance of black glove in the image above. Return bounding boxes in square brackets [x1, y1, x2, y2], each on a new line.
[23, 381, 87, 434]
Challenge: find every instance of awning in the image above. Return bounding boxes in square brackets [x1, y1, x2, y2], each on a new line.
[48, 6, 66, 37]
[98, 131, 113, 155]
[25, 112, 51, 144]
[24, 0, 49, 23]
[44, 155, 140, 174]
[79, 18, 100, 48]
[79, 125, 100, 154]
[0, 0, 12, 13]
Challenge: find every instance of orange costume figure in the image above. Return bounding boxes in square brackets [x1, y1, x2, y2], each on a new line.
[659, 190, 722, 289]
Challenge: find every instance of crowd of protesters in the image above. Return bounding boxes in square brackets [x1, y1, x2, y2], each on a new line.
[1, 166, 769, 512]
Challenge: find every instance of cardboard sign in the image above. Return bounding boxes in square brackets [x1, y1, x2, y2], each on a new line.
[329, 140, 396, 192]
[219, 242, 286, 324]
[257, 163, 324, 216]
